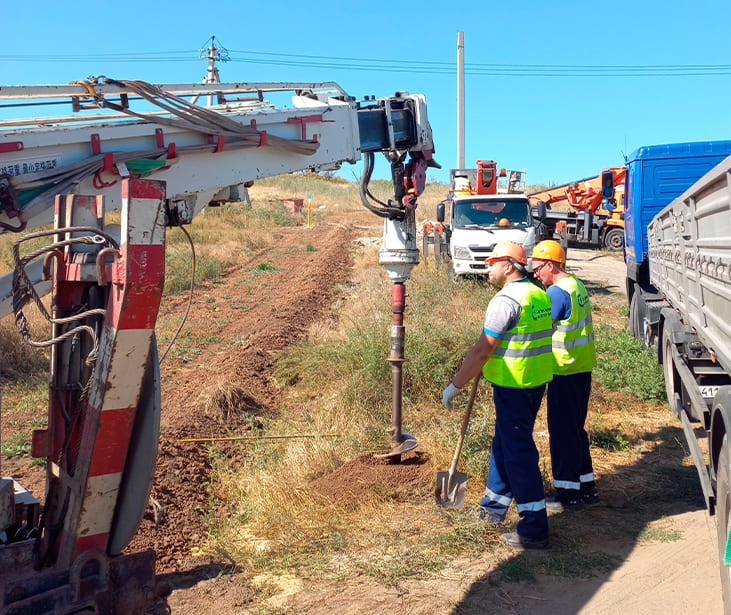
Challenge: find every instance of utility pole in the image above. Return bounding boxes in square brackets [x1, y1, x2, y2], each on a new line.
[457, 31, 465, 170]
[194, 36, 230, 106]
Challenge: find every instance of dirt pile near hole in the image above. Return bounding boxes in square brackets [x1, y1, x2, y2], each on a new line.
[309, 450, 434, 505]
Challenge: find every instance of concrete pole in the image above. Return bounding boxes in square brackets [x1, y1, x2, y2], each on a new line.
[191, 37, 222, 107]
[457, 31, 465, 170]
[205, 38, 219, 107]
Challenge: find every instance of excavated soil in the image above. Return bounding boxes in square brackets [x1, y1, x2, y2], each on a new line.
[309, 450, 434, 504]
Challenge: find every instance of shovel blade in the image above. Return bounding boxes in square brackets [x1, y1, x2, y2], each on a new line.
[435, 470, 467, 509]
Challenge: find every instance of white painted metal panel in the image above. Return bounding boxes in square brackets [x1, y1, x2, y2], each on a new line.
[648, 155, 731, 371]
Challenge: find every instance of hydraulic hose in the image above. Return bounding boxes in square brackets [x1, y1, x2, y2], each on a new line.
[359, 153, 403, 219]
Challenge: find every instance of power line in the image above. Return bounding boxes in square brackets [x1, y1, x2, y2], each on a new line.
[229, 48, 731, 71]
[0, 50, 197, 62]
[4, 48, 731, 77]
[228, 56, 731, 77]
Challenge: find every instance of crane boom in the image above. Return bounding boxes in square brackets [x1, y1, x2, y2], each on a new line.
[0, 79, 433, 233]
[0, 76, 436, 614]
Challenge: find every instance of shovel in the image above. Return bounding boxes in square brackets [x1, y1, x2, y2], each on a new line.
[435, 374, 480, 509]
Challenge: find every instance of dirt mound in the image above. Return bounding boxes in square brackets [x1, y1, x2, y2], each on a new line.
[309, 450, 434, 504]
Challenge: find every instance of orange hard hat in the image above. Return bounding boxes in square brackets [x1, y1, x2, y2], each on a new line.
[532, 240, 566, 265]
[498, 218, 510, 226]
[484, 240, 527, 265]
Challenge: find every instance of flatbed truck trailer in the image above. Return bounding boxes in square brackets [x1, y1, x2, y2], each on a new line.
[625, 142, 731, 612]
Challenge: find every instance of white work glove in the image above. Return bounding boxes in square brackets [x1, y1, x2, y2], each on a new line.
[442, 383, 461, 409]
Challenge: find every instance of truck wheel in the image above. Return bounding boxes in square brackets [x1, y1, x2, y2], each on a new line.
[715, 433, 731, 614]
[603, 227, 624, 251]
[662, 325, 682, 416]
[629, 292, 641, 338]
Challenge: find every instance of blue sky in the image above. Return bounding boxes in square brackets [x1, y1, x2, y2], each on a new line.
[4, 0, 731, 187]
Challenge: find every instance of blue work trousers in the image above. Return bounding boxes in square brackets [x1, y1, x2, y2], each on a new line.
[547, 372, 595, 501]
[480, 384, 548, 541]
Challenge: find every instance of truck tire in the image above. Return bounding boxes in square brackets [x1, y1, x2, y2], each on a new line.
[629, 292, 641, 338]
[715, 433, 731, 614]
[603, 227, 624, 251]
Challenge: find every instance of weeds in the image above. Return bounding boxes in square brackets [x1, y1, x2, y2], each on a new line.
[591, 426, 631, 451]
[638, 518, 681, 543]
[1, 432, 31, 457]
[532, 550, 621, 578]
[356, 549, 444, 585]
[165, 246, 228, 295]
[594, 325, 665, 401]
[0, 313, 50, 379]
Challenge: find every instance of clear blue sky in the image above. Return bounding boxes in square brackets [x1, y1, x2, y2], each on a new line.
[4, 0, 731, 187]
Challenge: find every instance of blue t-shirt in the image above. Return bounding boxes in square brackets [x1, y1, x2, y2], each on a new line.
[547, 284, 572, 321]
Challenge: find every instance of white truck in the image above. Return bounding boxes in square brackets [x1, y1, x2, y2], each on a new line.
[0, 76, 436, 614]
[421, 161, 539, 280]
[436, 192, 541, 280]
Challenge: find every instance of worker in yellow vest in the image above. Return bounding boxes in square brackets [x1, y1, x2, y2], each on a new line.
[531, 240, 599, 512]
[442, 241, 553, 550]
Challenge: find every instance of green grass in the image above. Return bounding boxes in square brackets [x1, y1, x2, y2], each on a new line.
[594, 325, 665, 401]
[530, 549, 621, 578]
[1, 431, 31, 457]
[498, 557, 536, 582]
[637, 522, 681, 543]
[591, 426, 631, 451]
[252, 261, 277, 274]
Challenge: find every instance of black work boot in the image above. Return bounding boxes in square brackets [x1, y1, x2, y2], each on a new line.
[546, 495, 584, 513]
[581, 489, 600, 506]
[500, 531, 550, 550]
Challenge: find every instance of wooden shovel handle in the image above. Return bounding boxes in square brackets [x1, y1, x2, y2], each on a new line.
[448, 374, 481, 476]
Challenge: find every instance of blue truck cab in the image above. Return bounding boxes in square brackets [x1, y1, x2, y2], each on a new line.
[624, 139, 731, 339]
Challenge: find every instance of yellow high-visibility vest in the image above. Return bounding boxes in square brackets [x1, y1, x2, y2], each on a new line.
[552, 275, 597, 375]
[483, 280, 554, 388]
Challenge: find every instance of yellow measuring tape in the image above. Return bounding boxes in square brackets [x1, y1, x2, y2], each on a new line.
[180, 433, 341, 443]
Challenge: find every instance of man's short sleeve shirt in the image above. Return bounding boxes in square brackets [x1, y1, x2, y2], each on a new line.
[483, 288, 522, 339]
[547, 284, 572, 321]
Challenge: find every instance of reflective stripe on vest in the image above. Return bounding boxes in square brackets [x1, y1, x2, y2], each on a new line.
[483, 279, 553, 388]
[552, 275, 597, 375]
